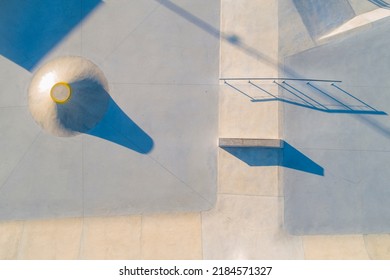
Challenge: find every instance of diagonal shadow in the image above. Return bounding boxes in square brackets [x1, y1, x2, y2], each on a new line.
[274, 81, 317, 108]
[228, 81, 387, 115]
[222, 141, 324, 176]
[155, 0, 387, 113]
[368, 0, 390, 9]
[56, 78, 154, 154]
[0, 0, 102, 71]
[87, 97, 154, 154]
[306, 82, 353, 111]
[154, 0, 304, 80]
[292, 0, 355, 38]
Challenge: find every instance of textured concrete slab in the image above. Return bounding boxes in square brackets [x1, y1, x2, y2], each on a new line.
[220, 0, 279, 78]
[303, 235, 369, 260]
[218, 149, 280, 197]
[81, 216, 141, 259]
[18, 218, 83, 260]
[141, 213, 202, 259]
[202, 195, 304, 259]
[364, 234, 390, 259]
[0, 221, 24, 259]
[219, 84, 280, 139]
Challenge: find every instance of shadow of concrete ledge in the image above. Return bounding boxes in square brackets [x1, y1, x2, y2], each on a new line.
[220, 140, 324, 176]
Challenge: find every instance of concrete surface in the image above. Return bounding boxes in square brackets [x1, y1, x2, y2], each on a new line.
[0, 0, 219, 220]
[302, 235, 370, 260]
[81, 216, 141, 259]
[281, 3, 390, 234]
[219, 138, 283, 148]
[1, 0, 390, 260]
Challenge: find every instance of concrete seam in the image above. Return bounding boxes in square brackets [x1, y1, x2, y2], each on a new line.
[101, 3, 161, 64]
[78, 135, 86, 260]
[0, 106, 28, 109]
[94, 119, 215, 208]
[200, 211, 204, 260]
[362, 234, 373, 260]
[145, 153, 214, 208]
[140, 215, 144, 259]
[217, 192, 283, 198]
[301, 235, 307, 260]
[16, 221, 26, 260]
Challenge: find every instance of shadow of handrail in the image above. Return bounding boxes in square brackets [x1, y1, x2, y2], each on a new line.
[274, 81, 316, 108]
[224, 81, 255, 101]
[306, 82, 353, 111]
[224, 79, 387, 115]
[331, 83, 379, 112]
[369, 0, 390, 9]
[281, 81, 328, 110]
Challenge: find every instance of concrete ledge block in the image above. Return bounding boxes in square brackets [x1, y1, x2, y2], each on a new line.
[219, 138, 283, 148]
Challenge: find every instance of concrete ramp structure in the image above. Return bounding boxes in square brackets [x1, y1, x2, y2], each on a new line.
[293, 0, 356, 38]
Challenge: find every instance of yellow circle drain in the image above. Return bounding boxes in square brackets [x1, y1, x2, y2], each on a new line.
[50, 82, 72, 104]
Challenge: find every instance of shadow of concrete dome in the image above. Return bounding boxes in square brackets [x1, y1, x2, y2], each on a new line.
[56, 78, 110, 134]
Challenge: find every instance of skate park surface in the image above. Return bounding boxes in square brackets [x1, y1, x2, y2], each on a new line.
[1, 0, 390, 259]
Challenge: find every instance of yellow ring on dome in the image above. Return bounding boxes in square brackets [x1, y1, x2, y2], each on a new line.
[50, 82, 72, 104]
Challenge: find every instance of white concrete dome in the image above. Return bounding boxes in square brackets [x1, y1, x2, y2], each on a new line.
[28, 56, 109, 137]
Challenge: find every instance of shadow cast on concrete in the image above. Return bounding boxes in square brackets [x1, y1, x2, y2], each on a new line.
[58, 78, 110, 134]
[292, 0, 355, 39]
[225, 81, 387, 115]
[369, 0, 390, 9]
[57, 78, 153, 154]
[87, 97, 154, 154]
[0, 0, 102, 71]
[155, 0, 287, 75]
[222, 142, 324, 176]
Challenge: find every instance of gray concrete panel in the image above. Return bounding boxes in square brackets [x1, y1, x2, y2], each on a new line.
[0, 133, 84, 220]
[282, 16, 390, 234]
[0, 0, 219, 220]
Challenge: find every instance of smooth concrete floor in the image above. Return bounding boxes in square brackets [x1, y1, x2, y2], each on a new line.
[2, 0, 390, 260]
[0, 0, 219, 220]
